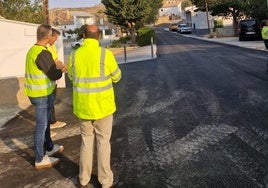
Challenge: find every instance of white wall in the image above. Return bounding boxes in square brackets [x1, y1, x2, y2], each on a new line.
[0, 19, 65, 87]
[54, 32, 66, 88]
[192, 11, 214, 30]
[0, 19, 37, 78]
[159, 5, 180, 17]
[213, 16, 234, 36]
[221, 16, 233, 27]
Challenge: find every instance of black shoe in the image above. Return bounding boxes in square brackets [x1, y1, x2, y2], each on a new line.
[110, 175, 119, 188]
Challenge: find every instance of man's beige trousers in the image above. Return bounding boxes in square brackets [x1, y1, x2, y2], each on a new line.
[79, 115, 114, 187]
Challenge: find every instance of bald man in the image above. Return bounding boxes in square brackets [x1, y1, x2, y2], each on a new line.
[68, 25, 121, 188]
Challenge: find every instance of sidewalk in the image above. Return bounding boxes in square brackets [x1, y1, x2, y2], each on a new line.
[114, 44, 157, 64]
[185, 34, 267, 51]
[163, 27, 267, 51]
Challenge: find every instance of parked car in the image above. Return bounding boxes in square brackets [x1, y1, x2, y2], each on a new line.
[71, 38, 83, 48]
[177, 24, 192, 34]
[261, 19, 267, 27]
[238, 19, 262, 41]
[169, 23, 178, 32]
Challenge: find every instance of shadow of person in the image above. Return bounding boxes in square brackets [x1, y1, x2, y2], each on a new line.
[52, 135, 101, 188]
[0, 125, 81, 187]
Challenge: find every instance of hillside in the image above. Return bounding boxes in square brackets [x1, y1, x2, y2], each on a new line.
[49, 3, 106, 26]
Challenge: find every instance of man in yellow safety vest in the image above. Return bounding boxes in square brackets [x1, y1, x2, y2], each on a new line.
[47, 28, 67, 130]
[262, 20, 268, 49]
[68, 25, 121, 188]
[24, 24, 66, 169]
[262, 20, 268, 71]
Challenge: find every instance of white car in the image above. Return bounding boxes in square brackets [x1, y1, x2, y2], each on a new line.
[71, 39, 83, 48]
[177, 24, 192, 34]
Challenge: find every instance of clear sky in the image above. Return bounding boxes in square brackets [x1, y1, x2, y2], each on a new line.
[49, 0, 101, 9]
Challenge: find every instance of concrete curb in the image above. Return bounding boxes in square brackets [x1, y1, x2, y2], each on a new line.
[115, 44, 157, 64]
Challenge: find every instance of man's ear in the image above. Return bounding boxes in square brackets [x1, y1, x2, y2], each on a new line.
[83, 33, 85, 38]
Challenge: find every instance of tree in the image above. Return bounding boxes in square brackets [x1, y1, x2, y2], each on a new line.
[1, 0, 44, 24]
[191, 0, 219, 9]
[210, 1, 243, 36]
[144, 0, 163, 24]
[191, 0, 268, 21]
[242, 0, 268, 21]
[191, 0, 268, 36]
[101, 0, 162, 44]
[0, 0, 4, 17]
[181, 0, 192, 10]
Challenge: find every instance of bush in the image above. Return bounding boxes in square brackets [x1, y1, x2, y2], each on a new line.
[118, 36, 131, 44]
[109, 36, 131, 48]
[214, 19, 223, 28]
[137, 27, 155, 47]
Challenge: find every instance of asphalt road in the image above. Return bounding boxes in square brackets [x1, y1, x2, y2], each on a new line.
[1, 27, 268, 187]
[113, 28, 268, 187]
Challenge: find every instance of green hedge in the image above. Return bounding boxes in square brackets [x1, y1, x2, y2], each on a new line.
[137, 27, 155, 46]
[109, 36, 131, 48]
[214, 19, 223, 28]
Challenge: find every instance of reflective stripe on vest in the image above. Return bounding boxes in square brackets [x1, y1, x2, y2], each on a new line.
[24, 80, 55, 90]
[25, 73, 55, 90]
[72, 47, 113, 93]
[25, 74, 47, 79]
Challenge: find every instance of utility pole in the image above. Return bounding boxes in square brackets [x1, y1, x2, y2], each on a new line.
[43, 0, 49, 24]
[0, 0, 4, 17]
[204, 0, 210, 34]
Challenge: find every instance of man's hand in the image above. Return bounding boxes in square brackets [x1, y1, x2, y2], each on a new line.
[55, 60, 67, 72]
[61, 64, 67, 73]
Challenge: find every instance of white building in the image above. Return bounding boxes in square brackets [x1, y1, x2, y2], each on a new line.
[184, 6, 214, 35]
[183, 5, 234, 36]
[192, 11, 214, 30]
[159, 4, 181, 17]
[58, 11, 96, 31]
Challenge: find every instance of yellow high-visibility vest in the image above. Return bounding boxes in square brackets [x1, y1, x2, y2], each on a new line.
[262, 26, 268, 40]
[47, 44, 58, 61]
[68, 38, 121, 120]
[24, 45, 56, 97]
